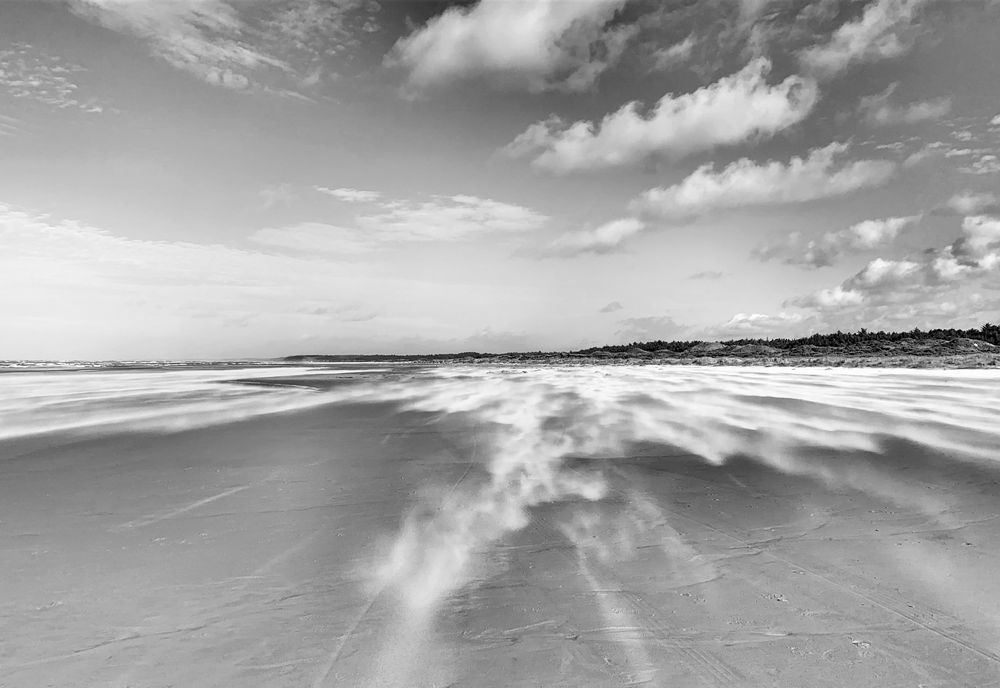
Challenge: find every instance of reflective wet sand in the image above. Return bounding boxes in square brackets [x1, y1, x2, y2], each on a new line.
[3, 366, 1000, 687]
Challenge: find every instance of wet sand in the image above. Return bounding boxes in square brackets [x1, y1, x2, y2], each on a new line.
[3, 387, 1000, 687]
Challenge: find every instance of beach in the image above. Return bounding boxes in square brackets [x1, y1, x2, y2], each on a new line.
[3, 364, 1000, 687]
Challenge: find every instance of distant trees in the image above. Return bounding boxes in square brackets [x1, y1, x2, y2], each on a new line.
[575, 323, 1000, 354]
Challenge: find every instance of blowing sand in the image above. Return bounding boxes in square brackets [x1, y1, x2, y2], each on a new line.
[2, 365, 1000, 687]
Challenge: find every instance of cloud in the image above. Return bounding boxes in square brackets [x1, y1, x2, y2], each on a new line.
[960, 154, 1000, 175]
[357, 194, 548, 241]
[799, 0, 928, 78]
[387, 0, 633, 95]
[316, 186, 381, 202]
[689, 270, 725, 280]
[615, 315, 688, 341]
[249, 222, 374, 255]
[719, 311, 807, 335]
[756, 214, 919, 268]
[648, 34, 695, 71]
[0, 201, 537, 358]
[599, 301, 623, 313]
[991, 114, 1000, 126]
[70, 0, 379, 92]
[633, 142, 897, 220]
[944, 190, 999, 216]
[537, 218, 644, 257]
[502, 58, 818, 173]
[0, 43, 107, 113]
[786, 215, 1000, 323]
[71, 0, 284, 89]
[858, 82, 951, 126]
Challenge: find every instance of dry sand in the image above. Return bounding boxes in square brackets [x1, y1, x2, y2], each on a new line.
[3, 367, 1000, 687]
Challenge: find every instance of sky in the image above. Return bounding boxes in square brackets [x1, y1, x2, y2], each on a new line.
[1, 0, 999, 359]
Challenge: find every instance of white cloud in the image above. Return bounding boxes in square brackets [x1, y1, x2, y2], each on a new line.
[786, 215, 1000, 322]
[858, 82, 951, 126]
[961, 154, 1000, 175]
[649, 34, 695, 71]
[503, 58, 818, 173]
[789, 285, 865, 310]
[633, 142, 897, 219]
[537, 218, 645, 257]
[991, 114, 1000, 126]
[357, 194, 548, 241]
[71, 0, 285, 89]
[69, 0, 378, 93]
[316, 186, 381, 202]
[387, 0, 633, 95]
[0, 43, 107, 113]
[0, 202, 534, 358]
[799, 0, 927, 78]
[757, 215, 919, 267]
[945, 190, 999, 216]
[721, 311, 806, 334]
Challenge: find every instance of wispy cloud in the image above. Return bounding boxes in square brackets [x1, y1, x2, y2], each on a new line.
[755, 215, 920, 268]
[858, 82, 951, 126]
[689, 270, 725, 280]
[632, 142, 897, 220]
[943, 190, 999, 216]
[503, 58, 818, 173]
[0, 43, 107, 113]
[249, 222, 374, 255]
[599, 301, 623, 314]
[69, 0, 379, 93]
[536, 218, 644, 257]
[316, 186, 381, 203]
[387, 0, 634, 96]
[71, 0, 283, 90]
[357, 194, 548, 241]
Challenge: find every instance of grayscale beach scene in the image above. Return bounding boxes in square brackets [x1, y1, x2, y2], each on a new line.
[3, 1, 1000, 686]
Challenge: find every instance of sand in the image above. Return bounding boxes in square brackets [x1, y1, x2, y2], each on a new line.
[3, 366, 1000, 687]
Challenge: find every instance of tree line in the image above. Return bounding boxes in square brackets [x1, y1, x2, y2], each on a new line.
[579, 323, 1000, 354]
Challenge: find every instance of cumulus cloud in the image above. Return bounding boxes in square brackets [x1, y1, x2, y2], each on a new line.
[799, 0, 927, 78]
[357, 194, 548, 241]
[858, 82, 951, 126]
[633, 142, 897, 220]
[756, 215, 919, 268]
[316, 186, 381, 202]
[503, 58, 818, 173]
[786, 215, 1000, 322]
[387, 0, 633, 95]
[537, 218, 644, 257]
